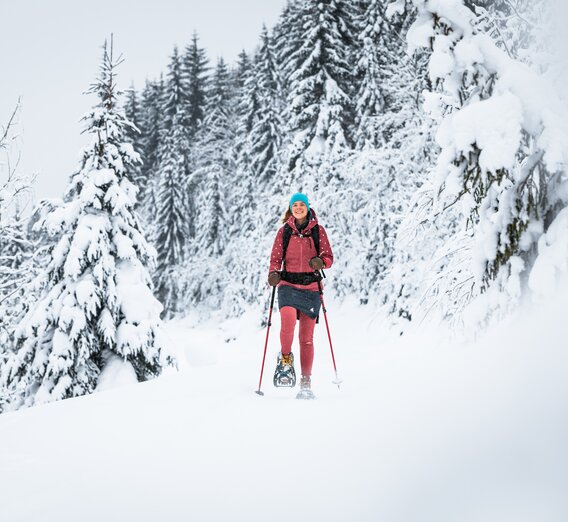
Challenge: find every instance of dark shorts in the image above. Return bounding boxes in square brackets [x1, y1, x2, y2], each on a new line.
[278, 285, 321, 320]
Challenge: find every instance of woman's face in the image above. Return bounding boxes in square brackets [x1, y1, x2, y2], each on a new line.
[292, 201, 308, 221]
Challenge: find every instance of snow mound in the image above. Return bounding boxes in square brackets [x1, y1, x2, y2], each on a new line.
[95, 351, 138, 392]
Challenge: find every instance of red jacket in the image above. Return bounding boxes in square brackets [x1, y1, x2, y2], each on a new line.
[269, 210, 333, 292]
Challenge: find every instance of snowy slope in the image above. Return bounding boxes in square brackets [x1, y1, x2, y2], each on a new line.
[1, 292, 568, 522]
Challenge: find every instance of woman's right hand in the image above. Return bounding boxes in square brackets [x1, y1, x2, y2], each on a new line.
[308, 256, 324, 270]
[268, 271, 281, 287]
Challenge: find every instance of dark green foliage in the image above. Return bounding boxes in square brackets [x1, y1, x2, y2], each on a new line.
[183, 33, 210, 137]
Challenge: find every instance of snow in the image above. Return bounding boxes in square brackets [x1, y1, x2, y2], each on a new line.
[114, 231, 136, 259]
[75, 277, 96, 306]
[385, 0, 406, 19]
[1, 289, 568, 521]
[96, 351, 138, 391]
[529, 206, 568, 296]
[51, 329, 73, 359]
[417, 0, 475, 37]
[116, 262, 163, 324]
[436, 92, 523, 175]
[429, 35, 456, 79]
[93, 168, 115, 187]
[406, 12, 436, 53]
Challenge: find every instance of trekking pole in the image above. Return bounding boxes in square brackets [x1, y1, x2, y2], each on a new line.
[255, 285, 277, 396]
[316, 271, 342, 389]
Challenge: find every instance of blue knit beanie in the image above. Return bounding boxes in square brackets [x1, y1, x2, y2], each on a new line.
[289, 192, 310, 212]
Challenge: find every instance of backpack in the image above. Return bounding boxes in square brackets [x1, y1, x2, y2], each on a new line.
[282, 223, 320, 266]
[280, 222, 323, 286]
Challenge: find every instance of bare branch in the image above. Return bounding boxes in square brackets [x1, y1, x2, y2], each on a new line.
[503, 0, 535, 28]
[0, 98, 21, 149]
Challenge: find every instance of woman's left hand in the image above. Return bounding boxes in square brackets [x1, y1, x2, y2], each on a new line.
[309, 256, 324, 270]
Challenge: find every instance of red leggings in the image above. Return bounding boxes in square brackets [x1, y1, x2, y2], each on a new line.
[280, 306, 317, 377]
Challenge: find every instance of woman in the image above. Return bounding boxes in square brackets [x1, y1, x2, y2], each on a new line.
[267, 192, 333, 399]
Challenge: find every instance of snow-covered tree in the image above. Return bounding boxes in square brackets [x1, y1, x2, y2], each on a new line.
[233, 50, 257, 179]
[123, 86, 144, 197]
[138, 78, 165, 220]
[180, 59, 235, 309]
[162, 46, 188, 132]
[353, 0, 412, 149]
[0, 102, 37, 370]
[273, 0, 307, 91]
[0, 212, 41, 381]
[353, 0, 387, 149]
[183, 32, 210, 138]
[248, 26, 284, 186]
[286, 0, 356, 172]
[399, 0, 568, 323]
[1, 39, 174, 410]
[150, 46, 195, 316]
[234, 49, 252, 90]
[192, 58, 233, 257]
[153, 110, 191, 315]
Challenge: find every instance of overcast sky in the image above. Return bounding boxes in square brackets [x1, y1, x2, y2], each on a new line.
[1, 0, 286, 204]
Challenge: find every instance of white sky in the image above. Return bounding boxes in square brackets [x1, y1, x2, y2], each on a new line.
[0, 0, 286, 203]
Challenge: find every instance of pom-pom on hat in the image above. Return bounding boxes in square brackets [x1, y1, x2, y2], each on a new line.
[289, 192, 310, 212]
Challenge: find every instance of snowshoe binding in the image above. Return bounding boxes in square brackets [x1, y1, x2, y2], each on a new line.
[273, 352, 296, 387]
[296, 375, 316, 400]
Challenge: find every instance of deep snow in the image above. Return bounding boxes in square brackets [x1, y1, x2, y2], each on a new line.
[1, 290, 568, 522]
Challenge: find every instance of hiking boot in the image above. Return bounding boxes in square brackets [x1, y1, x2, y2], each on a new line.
[281, 352, 294, 368]
[296, 375, 315, 400]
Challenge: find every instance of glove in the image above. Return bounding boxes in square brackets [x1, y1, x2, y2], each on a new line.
[309, 256, 324, 270]
[268, 271, 281, 287]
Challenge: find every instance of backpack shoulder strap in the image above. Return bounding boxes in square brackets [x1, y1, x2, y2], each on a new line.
[282, 224, 293, 270]
[311, 224, 320, 256]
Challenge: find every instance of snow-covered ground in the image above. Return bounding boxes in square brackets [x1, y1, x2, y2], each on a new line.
[1, 289, 568, 522]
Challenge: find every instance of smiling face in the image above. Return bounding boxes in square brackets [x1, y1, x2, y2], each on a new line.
[291, 201, 309, 222]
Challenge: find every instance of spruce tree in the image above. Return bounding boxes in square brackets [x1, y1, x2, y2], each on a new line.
[353, 0, 390, 149]
[193, 58, 233, 257]
[233, 50, 256, 179]
[2, 39, 173, 409]
[286, 0, 356, 172]
[182, 33, 209, 249]
[272, 0, 305, 161]
[123, 85, 144, 194]
[273, 0, 305, 91]
[234, 50, 252, 93]
[153, 45, 194, 299]
[162, 46, 188, 132]
[181, 59, 235, 308]
[0, 213, 34, 362]
[0, 104, 36, 392]
[153, 109, 191, 315]
[183, 32, 210, 138]
[248, 26, 284, 186]
[138, 79, 164, 220]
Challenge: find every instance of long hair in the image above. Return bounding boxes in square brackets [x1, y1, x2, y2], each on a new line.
[281, 208, 293, 223]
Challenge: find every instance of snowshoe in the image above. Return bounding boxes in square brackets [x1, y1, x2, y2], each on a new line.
[296, 375, 316, 400]
[273, 352, 296, 387]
